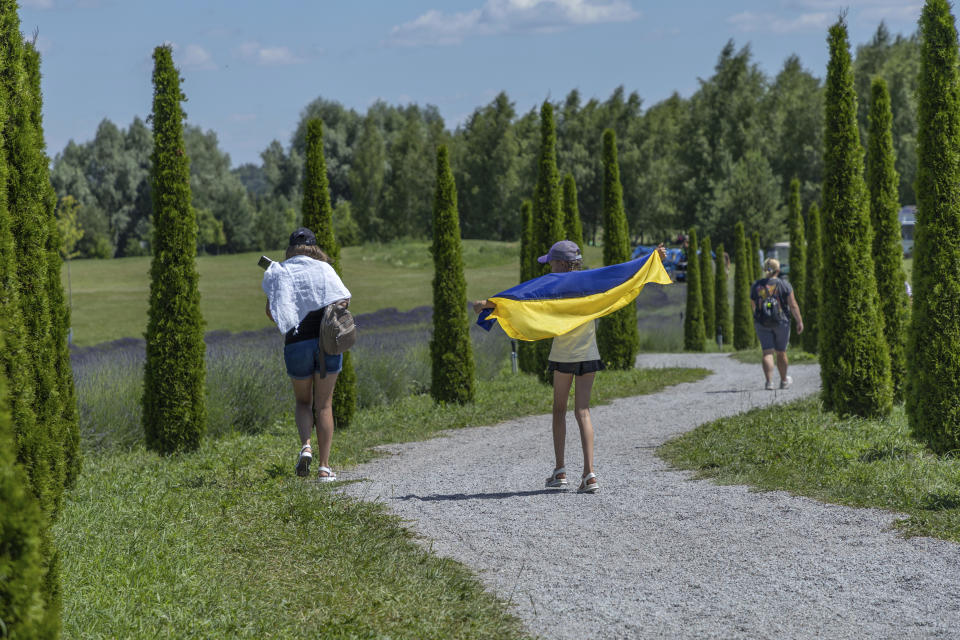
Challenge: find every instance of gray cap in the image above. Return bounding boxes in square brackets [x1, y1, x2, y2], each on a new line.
[537, 240, 582, 264]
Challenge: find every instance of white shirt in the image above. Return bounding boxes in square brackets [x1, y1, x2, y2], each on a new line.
[548, 320, 600, 363]
[262, 255, 351, 334]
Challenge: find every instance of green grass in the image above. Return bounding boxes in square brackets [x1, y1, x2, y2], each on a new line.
[59, 365, 708, 638]
[728, 349, 819, 365]
[658, 398, 960, 543]
[62, 240, 603, 346]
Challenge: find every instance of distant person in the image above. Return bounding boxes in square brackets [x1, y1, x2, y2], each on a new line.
[263, 227, 351, 481]
[750, 258, 803, 390]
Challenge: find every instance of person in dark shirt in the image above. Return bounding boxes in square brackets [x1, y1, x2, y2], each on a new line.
[750, 258, 803, 390]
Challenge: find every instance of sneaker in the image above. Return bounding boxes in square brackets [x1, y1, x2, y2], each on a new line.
[295, 445, 312, 477]
[780, 376, 793, 390]
[764, 380, 776, 391]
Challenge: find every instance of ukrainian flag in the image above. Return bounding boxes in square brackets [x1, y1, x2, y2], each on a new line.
[477, 250, 672, 341]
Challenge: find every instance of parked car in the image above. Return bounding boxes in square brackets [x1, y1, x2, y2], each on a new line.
[765, 242, 790, 277]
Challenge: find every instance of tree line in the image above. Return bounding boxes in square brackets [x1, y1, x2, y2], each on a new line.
[50, 23, 918, 259]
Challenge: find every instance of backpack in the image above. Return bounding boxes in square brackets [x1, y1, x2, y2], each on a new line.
[320, 302, 357, 355]
[754, 280, 787, 328]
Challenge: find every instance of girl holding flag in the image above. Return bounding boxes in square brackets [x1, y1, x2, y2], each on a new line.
[474, 240, 669, 494]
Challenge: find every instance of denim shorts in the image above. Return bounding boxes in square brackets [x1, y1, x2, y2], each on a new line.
[283, 340, 344, 379]
[754, 322, 791, 352]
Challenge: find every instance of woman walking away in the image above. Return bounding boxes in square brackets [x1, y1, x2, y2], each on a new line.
[751, 258, 803, 390]
[263, 227, 351, 481]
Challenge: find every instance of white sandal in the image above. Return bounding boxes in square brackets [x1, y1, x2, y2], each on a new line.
[317, 466, 337, 483]
[546, 467, 568, 488]
[577, 472, 599, 493]
[295, 445, 312, 477]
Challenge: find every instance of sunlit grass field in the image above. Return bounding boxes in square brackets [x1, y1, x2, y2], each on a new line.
[62, 240, 603, 346]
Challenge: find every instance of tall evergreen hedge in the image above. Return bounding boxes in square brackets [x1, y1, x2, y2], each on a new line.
[561, 172, 585, 249]
[820, 18, 892, 418]
[803, 202, 823, 354]
[517, 200, 537, 374]
[301, 118, 357, 427]
[683, 228, 706, 351]
[867, 77, 909, 403]
[750, 231, 763, 280]
[530, 102, 564, 380]
[787, 178, 806, 348]
[700, 236, 716, 343]
[143, 46, 207, 454]
[908, 0, 960, 451]
[430, 146, 475, 404]
[597, 129, 639, 368]
[714, 242, 732, 349]
[733, 222, 754, 350]
[0, 326, 49, 639]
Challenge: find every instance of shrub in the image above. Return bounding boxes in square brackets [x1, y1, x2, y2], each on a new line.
[867, 77, 909, 402]
[561, 173, 584, 249]
[714, 242, 733, 349]
[750, 230, 762, 280]
[908, 0, 960, 451]
[517, 200, 537, 375]
[700, 236, 716, 343]
[820, 18, 892, 418]
[733, 222, 754, 350]
[598, 129, 639, 368]
[301, 118, 356, 427]
[683, 228, 706, 351]
[787, 178, 806, 348]
[430, 146, 475, 404]
[143, 45, 208, 454]
[803, 203, 823, 354]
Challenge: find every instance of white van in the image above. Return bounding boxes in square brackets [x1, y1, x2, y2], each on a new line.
[765, 242, 791, 277]
[899, 206, 916, 257]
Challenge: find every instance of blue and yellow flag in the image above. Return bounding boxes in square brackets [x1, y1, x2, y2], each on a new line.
[477, 250, 672, 341]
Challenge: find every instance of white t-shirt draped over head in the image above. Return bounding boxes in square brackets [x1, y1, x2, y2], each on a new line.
[262, 255, 351, 335]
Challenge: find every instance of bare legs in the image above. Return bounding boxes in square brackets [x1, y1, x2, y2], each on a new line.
[551, 371, 596, 477]
[761, 349, 790, 385]
[291, 372, 339, 470]
[775, 350, 789, 382]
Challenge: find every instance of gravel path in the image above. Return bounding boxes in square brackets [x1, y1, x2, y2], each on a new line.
[340, 353, 960, 639]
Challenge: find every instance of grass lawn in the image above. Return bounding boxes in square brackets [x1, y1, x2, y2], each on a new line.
[62, 240, 604, 346]
[59, 365, 708, 638]
[658, 398, 960, 543]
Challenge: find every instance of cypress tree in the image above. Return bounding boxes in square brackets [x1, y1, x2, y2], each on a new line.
[529, 102, 564, 380]
[25, 42, 80, 490]
[301, 118, 357, 427]
[787, 179, 806, 348]
[908, 0, 960, 450]
[430, 146, 475, 404]
[751, 230, 763, 280]
[733, 222, 754, 350]
[867, 77, 909, 402]
[143, 46, 207, 454]
[0, 325, 49, 639]
[803, 202, 823, 354]
[597, 129, 639, 368]
[700, 236, 716, 343]
[517, 200, 537, 375]
[714, 242, 732, 350]
[561, 173, 585, 249]
[820, 18, 892, 418]
[683, 228, 706, 351]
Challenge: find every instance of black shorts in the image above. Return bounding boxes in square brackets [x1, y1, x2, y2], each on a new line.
[547, 359, 606, 376]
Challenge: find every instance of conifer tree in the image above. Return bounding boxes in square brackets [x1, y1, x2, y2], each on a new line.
[787, 179, 806, 348]
[597, 129, 639, 368]
[684, 228, 706, 351]
[0, 326, 49, 640]
[751, 231, 763, 280]
[529, 102, 564, 380]
[143, 46, 207, 454]
[714, 242, 732, 349]
[25, 42, 80, 490]
[867, 77, 909, 402]
[700, 236, 716, 343]
[430, 146, 475, 404]
[803, 203, 823, 354]
[561, 173, 585, 249]
[301, 118, 357, 426]
[517, 200, 538, 374]
[908, 0, 960, 450]
[820, 18, 892, 418]
[733, 222, 754, 350]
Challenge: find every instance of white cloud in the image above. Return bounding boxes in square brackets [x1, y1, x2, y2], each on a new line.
[237, 41, 303, 66]
[388, 0, 640, 47]
[728, 10, 831, 34]
[179, 44, 216, 71]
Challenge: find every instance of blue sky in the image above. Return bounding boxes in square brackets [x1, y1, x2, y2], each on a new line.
[21, 0, 922, 167]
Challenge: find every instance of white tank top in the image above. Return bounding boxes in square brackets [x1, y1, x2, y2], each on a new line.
[548, 320, 600, 363]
